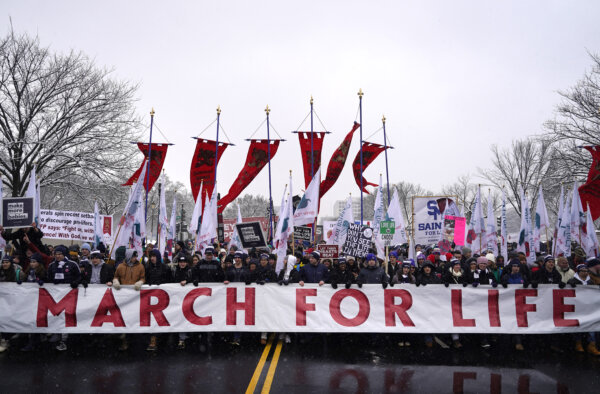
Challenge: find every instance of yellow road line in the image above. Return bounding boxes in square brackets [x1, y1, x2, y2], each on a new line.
[245, 334, 275, 394]
[260, 339, 283, 394]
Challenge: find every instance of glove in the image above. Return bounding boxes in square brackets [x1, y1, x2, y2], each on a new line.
[523, 281, 529, 289]
[382, 282, 388, 289]
[421, 282, 427, 287]
[492, 282, 498, 288]
[502, 282, 508, 288]
[113, 279, 121, 290]
[245, 279, 252, 285]
[462, 282, 468, 288]
[345, 282, 351, 289]
[331, 282, 338, 289]
[558, 282, 566, 289]
[389, 281, 395, 287]
[570, 282, 576, 288]
[37, 280, 44, 287]
[415, 281, 421, 287]
[531, 282, 538, 289]
[283, 279, 289, 286]
[472, 282, 479, 288]
[257, 280, 265, 285]
[70, 281, 78, 289]
[54, 280, 60, 285]
[134, 281, 143, 291]
[17, 279, 22, 285]
[278, 280, 283, 286]
[357, 282, 363, 288]
[444, 282, 449, 288]
[82, 282, 88, 289]
[193, 280, 199, 287]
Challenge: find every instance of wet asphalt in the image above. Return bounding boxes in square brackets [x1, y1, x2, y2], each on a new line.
[0, 332, 598, 393]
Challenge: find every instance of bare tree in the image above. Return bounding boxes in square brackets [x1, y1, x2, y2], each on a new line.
[0, 29, 141, 197]
[363, 181, 432, 229]
[222, 194, 270, 219]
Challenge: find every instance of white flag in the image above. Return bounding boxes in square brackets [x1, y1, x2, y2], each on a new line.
[553, 185, 564, 255]
[229, 203, 244, 252]
[158, 179, 169, 256]
[486, 192, 498, 255]
[196, 183, 218, 251]
[533, 186, 550, 253]
[582, 203, 599, 258]
[275, 174, 294, 274]
[385, 188, 408, 245]
[189, 181, 203, 237]
[517, 187, 536, 265]
[570, 182, 585, 243]
[0, 177, 5, 251]
[273, 183, 288, 248]
[133, 192, 146, 255]
[25, 166, 40, 224]
[372, 175, 385, 257]
[167, 196, 177, 257]
[500, 190, 508, 259]
[94, 201, 102, 247]
[112, 162, 147, 259]
[293, 168, 320, 227]
[467, 186, 486, 254]
[331, 196, 354, 247]
[556, 195, 572, 257]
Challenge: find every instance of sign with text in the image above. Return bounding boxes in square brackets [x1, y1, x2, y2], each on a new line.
[235, 221, 267, 248]
[316, 244, 339, 259]
[413, 196, 457, 245]
[444, 215, 466, 246]
[1, 197, 34, 229]
[293, 226, 313, 242]
[342, 224, 373, 258]
[38, 209, 112, 243]
[1, 283, 598, 334]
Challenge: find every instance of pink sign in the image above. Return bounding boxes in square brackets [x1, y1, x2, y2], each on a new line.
[444, 215, 466, 246]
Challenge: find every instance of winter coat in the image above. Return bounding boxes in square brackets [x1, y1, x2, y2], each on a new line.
[277, 268, 300, 283]
[25, 265, 47, 283]
[0, 264, 25, 282]
[225, 266, 251, 283]
[443, 269, 468, 285]
[299, 263, 329, 283]
[114, 260, 145, 285]
[173, 266, 193, 283]
[255, 265, 277, 283]
[330, 267, 355, 285]
[144, 261, 173, 285]
[193, 259, 224, 282]
[88, 262, 114, 285]
[534, 268, 563, 285]
[417, 271, 441, 285]
[558, 268, 575, 284]
[26, 242, 54, 269]
[1, 227, 46, 260]
[47, 259, 81, 284]
[469, 269, 497, 285]
[392, 273, 416, 284]
[568, 274, 592, 286]
[357, 266, 388, 284]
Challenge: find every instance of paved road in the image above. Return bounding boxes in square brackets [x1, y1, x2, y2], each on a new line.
[0, 333, 597, 393]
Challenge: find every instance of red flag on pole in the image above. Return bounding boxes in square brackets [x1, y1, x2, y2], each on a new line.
[297, 132, 326, 188]
[123, 143, 169, 192]
[352, 141, 387, 194]
[189, 139, 230, 200]
[217, 139, 281, 213]
[579, 145, 600, 219]
[320, 122, 359, 198]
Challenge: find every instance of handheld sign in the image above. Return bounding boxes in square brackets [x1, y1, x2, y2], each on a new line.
[293, 226, 313, 242]
[235, 221, 267, 248]
[2, 197, 34, 229]
[342, 223, 373, 258]
[316, 244, 339, 259]
[380, 220, 395, 235]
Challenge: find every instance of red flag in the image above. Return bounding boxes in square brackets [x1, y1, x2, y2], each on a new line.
[189, 139, 230, 200]
[579, 145, 600, 219]
[217, 139, 281, 213]
[352, 142, 387, 194]
[297, 132, 326, 188]
[319, 122, 359, 198]
[123, 143, 169, 192]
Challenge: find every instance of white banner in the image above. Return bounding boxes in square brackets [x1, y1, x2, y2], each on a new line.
[413, 197, 446, 245]
[0, 283, 599, 334]
[39, 209, 113, 243]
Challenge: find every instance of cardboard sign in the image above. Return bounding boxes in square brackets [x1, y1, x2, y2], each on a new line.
[316, 244, 339, 259]
[1, 197, 34, 229]
[341, 223, 373, 258]
[293, 226, 313, 241]
[235, 221, 267, 248]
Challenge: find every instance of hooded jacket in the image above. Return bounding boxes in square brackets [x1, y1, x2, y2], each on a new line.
[144, 250, 173, 285]
[114, 251, 145, 285]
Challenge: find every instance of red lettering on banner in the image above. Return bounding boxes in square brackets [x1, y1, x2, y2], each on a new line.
[36, 288, 78, 327]
[226, 287, 255, 325]
[140, 289, 171, 326]
[182, 288, 213, 326]
[384, 289, 415, 327]
[453, 372, 476, 393]
[91, 289, 125, 327]
[515, 289, 537, 327]
[329, 289, 370, 327]
[553, 289, 579, 327]
[490, 373, 501, 394]
[451, 290, 475, 327]
[488, 290, 501, 327]
[296, 288, 317, 326]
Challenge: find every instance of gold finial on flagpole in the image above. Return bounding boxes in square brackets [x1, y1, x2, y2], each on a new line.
[358, 89, 364, 98]
[382, 115, 386, 124]
[310, 96, 314, 105]
[265, 105, 270, 115]
[217, 105, 221, 115]
[150, 108, 155, 117]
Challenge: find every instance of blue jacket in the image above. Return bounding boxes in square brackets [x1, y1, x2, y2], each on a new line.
[299, 263, 329, 283]
[47, 259, 81, 284]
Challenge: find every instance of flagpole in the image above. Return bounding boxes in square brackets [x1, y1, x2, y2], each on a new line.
[266, 105, 274, 241]
[478, 184, 482, 254]
[310, 96, 314, 179]
[290, 170, 295, 249]
[145, 108, 155, 222]
[382, 115, 391, 207]
[358, 89, 364, 225]
[214, 106, 221, 187]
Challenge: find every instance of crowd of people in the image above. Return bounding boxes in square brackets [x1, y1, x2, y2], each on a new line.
[1, 222, 600, 356]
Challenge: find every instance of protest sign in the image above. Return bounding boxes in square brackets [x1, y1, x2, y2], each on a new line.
[322, 220, 337, 242]
[2, 197, 34, 229]
[444, 215, 466, 246]
[235, 221, 267, 248]
[316, 244, 339, 259]
[294, 226, 313, 242]
[38, 209, 112, 243]
[315, 225, 323, 243]
[342, 223, 373, 258]
[413, 196, 457, 245]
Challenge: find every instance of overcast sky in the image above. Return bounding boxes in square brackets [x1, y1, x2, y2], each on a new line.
[5, 0, 600, 216]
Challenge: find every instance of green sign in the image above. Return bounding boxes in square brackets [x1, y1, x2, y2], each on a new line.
[380, 220, 395, 235]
